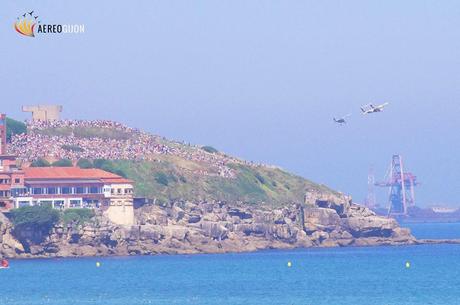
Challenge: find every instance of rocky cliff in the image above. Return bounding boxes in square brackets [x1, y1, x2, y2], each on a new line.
[0, 194, 416, 258]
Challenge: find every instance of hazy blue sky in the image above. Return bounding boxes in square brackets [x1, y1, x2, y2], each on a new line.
[1, 1, 460, 207]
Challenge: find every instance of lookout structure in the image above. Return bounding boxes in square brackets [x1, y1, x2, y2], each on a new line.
[22, 105, 63, 122]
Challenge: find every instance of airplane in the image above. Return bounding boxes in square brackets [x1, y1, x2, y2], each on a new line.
[360, 102, 389, 114]
[22, 13, 26, 18]
[333, 114, 351, 125]
[28, 11, 34, 16]
[34, 16, 39, 19]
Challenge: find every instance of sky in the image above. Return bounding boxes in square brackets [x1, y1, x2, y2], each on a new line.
[1, 1, 460, 207]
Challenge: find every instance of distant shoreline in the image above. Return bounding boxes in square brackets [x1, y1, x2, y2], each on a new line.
[400, 219, 460, 224]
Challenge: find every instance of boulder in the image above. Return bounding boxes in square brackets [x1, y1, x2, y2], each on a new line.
[187, 214, 201, 224]
[235, 223, 269, 237]
[303, 208, 341, 231]
[345, 216, 398, 238]
[228, 207, 252, 220]
[171, 206, 185, 222]
[200, 221, 228, 240]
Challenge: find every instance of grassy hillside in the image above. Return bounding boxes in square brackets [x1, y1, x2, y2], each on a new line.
[108, 158, 335, 206]
[13, 122, 338, 207]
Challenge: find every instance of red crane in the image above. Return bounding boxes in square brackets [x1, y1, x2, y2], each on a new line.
[375, 155, 419, 216]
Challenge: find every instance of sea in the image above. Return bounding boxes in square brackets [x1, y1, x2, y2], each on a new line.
[1, 222, 460, 305]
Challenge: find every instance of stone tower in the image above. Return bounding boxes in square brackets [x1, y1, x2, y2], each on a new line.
[22, 105, 63, 122]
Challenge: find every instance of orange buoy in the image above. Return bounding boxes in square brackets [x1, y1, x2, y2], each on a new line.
[1, 259, 9, 268]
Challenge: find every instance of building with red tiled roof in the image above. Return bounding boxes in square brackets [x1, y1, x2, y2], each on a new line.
[23, 167, 133, 184]
[11, 166, 135, 226]
[0, 155, 25, 210]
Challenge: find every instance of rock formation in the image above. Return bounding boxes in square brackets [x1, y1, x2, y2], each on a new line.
[0, 195, 416, 258]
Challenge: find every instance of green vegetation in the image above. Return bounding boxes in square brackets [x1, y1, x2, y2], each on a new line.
[61, 209, 95, 225]
[154, 172, 179, 186]
[155, 172, 170, 186]
[9, 206, 60, 232]
[51, 159, 73, 167]
[30, 158, 51, 167]
[9, 206, 95, 236]
[6, 118, 26, 142]
[254, 172, 266, 185]
[202, 146, 218, 153]
[77, 158, 93, 169]
[105, 159, 336, 207]
[62, 144, 84, 152]
[93, 159, 127, 177]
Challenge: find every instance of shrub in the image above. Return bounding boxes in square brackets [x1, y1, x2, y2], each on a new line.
[92, 159, 126, 177]
[6, 118, 26, 142]
[52, 159, 73, 167]
[93, 159, 111, 169]
[202, 146, 218, 154]
[114, 169, 127, 178]
[30, 158, 51, 167]
[61, 209, 95, 225]
[155, 172, 169, 186]
[9, 206, 60, 232]
[254, 173, 266, 185]
[77, 158, 93, 169]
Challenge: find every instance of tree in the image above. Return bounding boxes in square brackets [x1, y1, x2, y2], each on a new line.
[202, 146, 218, 154]
[9, 206, 60, 232]
[77, 158, 93, 169]
[93, 159, 127, 177]
[30, 158, 51, 167]
[254, 172, 266, 185]
[52, 159, 73, 167]
[61, 209, 95, 225]
[6, 118, 26, 142]
[155, 172, 169, 186]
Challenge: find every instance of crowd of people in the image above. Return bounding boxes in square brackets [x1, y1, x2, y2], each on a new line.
[27, 119, 139, 134]
[8, 120, 243, 179]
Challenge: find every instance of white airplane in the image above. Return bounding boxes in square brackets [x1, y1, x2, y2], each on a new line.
[333, 114, 351, 125]
[360, 102, 389, 114]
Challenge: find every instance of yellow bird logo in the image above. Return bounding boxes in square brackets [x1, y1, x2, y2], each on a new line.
[14, 11, 37, 37]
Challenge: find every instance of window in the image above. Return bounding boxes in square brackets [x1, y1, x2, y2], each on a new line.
[62, 187, 72, 194]
[47, 187, 57, 195]
[32, 188, 43, 195]
[70, 200, 81, 207]
[89, 186, 100, 194]
[117, 189, 122, 194]
[14, 178, 20, 184]
[11, 188, 26, 197]
[75, 187, 86, 194]
[39, 201, 52, 207]
[18, 201, 31, 208]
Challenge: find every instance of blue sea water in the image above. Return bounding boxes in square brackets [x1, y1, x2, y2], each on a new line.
[2, 223, 460, 305]
[403, 222, 460, 239]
